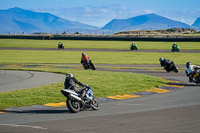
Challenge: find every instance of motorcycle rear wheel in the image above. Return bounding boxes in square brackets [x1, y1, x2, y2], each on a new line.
[67, 99, 80, 113]
[83, 64, 88, 70]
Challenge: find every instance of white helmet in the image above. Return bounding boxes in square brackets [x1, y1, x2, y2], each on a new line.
[159, 58, 164, 61]
[186, 62, 191, 68]
[66, 73, 73, 78]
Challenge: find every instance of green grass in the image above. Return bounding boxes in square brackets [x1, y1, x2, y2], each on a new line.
[0, 39, 200, 50]
[0, 67, 168, 110]
[0, 50, 200, 65]
[0, 38, 198, 110]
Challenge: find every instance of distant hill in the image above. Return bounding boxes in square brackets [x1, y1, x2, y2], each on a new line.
[192, 17, 200, 30]
[192, 17, 200, 26]
[114, 28, 197, 35]
[0, 8, 199, 34]
[0, 7, 99, 33]
[102, 13, 193, 31]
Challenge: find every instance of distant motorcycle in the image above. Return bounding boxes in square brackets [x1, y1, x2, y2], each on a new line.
[81, 60, 96, 70]
[60, 85, 99, 113]
[164, 61, 179, 73]
[159, 58, 178, 73]
[130, 45, 138, 50]
[171, 46, 179, 52]
[58, 44, 64, 49]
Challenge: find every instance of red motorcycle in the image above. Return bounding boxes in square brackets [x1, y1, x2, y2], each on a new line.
[81, 60, 96, 70]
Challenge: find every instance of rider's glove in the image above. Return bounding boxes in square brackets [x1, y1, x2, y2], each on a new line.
[85, 84, 90, 89]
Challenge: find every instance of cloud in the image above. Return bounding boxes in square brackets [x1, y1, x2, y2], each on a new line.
[30, 6, 200, 27]
[144, 9, 154, 14]
[157, 9, 200, 25]
[31, 5, 131, 27]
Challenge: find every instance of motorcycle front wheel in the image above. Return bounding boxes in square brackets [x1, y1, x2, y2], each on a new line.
[91, 98, 99, 110]
[174, 66, 179, 73]
[90, 63, 96, 70]
[67, 99, 80, 113]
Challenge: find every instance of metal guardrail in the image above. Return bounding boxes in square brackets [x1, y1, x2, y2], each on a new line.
[1, 34, 200, 42]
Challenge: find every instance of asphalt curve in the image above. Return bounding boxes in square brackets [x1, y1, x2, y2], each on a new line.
[0, 70, 65, 92]
[0, 67, 200, 133]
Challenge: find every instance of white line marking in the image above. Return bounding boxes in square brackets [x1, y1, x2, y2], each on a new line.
[0, 124, 47, 130]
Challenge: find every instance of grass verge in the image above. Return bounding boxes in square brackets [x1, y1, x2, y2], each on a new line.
[0, 67, 168, 110]
[1, 50, 200, 65]
[0, 39, 200, 50]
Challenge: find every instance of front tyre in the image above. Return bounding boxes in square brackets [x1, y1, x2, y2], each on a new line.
[91, 98, 99, 110]
[174, 66, 179, 73]
[90, 63, 96, 70]
[67, 99, 80, 113]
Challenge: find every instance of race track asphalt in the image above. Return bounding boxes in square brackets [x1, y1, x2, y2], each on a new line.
[0, 70, 65, 92]
[1, 47, 200, 53]
[0, 68, 200, 133]
[0, 47, 200, 133]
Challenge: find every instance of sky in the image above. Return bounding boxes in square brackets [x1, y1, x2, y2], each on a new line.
[1, 0, 200, 27]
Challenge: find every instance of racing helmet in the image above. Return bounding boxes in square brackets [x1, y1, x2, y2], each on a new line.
[66, 73, 73, 78]
[82, 52, 85, 56]
[186, 62, 191, 68]
[159, 58, 164, 62]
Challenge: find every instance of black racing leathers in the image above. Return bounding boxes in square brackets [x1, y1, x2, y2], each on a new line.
[64, 77, 86, 99]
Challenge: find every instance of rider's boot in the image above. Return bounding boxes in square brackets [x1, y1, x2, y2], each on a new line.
[81, 89, 87, 104]
[189, 76, 193, 83]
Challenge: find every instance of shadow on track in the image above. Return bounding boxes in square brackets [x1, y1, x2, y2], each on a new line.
[5, 108, 95, 114]
[167, 82, 200, 87]
[6, 109, 70, 114]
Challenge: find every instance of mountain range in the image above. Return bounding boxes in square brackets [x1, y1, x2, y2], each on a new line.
[102, 13, 199, 31]
[0, 7, 200, 34]
[192, 17, 200, 27]
[0, 7, 99, 33]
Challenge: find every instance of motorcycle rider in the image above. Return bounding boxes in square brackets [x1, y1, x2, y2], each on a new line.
[81, 52, 90, 64]
[159, 58, 167, 67]
[159, 58, 175, 71]
[159, 58, 173, 67]
[172, 42, 178, 49]
[64, 73, 87, 101]
[58, 41, 64, 48]
[185, 62, 200, 82]
[131, 42, 137, 47]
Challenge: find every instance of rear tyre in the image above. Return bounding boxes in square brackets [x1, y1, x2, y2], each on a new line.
[67, 99, 80, 113]
[83, 64, 88, 70]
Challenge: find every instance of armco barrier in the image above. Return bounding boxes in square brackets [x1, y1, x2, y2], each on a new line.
[1, 35, 200, 42]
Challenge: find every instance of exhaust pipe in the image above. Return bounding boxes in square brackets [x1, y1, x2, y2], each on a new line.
[69, 94, 82, 101]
